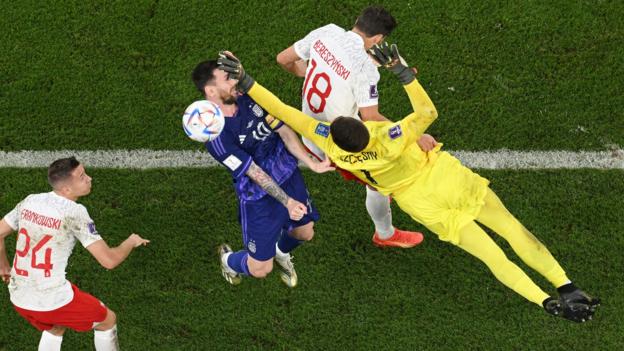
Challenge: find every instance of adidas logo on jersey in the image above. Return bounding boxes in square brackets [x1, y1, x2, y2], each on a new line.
[239, 135, 247, 144]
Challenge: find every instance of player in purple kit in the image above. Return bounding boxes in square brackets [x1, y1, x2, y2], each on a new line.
[191, 60, 334, 287]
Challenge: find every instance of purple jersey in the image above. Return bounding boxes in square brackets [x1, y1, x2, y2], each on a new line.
[205, 94, 299, 201]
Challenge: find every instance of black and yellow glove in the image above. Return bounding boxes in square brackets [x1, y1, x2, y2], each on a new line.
[368, 42, 416, 85]
[217, 51, 255, 93]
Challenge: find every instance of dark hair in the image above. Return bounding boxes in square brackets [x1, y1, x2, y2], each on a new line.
[48, 157, 80, 188]
[330, 117, 370, 152]
[354, 6, 397, 37]
[191, 60, 219, 92]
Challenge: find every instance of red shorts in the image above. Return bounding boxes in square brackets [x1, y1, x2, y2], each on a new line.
[13, 283, 108, 332]
[305, 145, 367, 186]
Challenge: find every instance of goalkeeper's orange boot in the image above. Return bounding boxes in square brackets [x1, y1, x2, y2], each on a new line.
[372, 228, 424, 248]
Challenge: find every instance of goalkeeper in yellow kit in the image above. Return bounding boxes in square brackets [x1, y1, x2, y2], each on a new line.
[217, 47, 600, 322]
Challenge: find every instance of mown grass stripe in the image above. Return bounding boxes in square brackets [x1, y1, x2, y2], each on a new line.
[1, 149, 622, 169]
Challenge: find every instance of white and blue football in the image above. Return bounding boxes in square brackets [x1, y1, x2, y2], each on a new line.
[182, 100, 225, 143]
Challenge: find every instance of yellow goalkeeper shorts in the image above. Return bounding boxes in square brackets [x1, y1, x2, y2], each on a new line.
[392, 150, 490, 245]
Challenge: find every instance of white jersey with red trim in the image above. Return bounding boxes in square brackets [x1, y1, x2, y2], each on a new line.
[294, 24, 380, 122]
[3, 192, 102, 311]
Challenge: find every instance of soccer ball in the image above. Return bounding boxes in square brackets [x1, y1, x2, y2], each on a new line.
[182, 100, 225, 143]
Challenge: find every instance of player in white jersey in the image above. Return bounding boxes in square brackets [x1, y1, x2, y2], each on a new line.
[0, 157, 149, 351]
[277, 6, 437, 248]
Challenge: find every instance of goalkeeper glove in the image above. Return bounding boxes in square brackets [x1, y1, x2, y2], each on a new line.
[368, 42, 416, 85]
[217, 51, 255, 93]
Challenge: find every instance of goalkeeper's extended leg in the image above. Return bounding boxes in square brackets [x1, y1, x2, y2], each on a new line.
[428, 221, 550, 306]
[475, 188, 600, 320]
[475, 188, 570, 288]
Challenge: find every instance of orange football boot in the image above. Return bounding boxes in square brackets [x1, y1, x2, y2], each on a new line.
[372, 228, 424, 248]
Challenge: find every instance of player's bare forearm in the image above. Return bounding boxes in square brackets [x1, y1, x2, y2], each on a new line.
[0, 247, 9, 283]
[108, 239, 135, 268]
[0, 219, 13, 240]
[292, 60, 308, 77]
[279, 60, 307, 77]
[359, 105, 389, 122]
[360, 113, 388, 122]
[276, 46, 307, 77]
[0, 239, 10, 270]
[245, 161, 290, 206]
[88, 234, 148, 270]
[88, 240, 134, 270]
[0, 220, 13, 282]
[276, 125, 315, 168]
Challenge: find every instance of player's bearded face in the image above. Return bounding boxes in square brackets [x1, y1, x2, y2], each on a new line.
[219, 86, 237, 104]
[215, 70, 238, 104]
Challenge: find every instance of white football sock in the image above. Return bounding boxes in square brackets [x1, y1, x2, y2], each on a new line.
[94, 325, 119, 351]
[221, 252, 237, 274]
[38, 331, 63, 351]
[275, 243, 289, 259]
[366, 187, 394, 238]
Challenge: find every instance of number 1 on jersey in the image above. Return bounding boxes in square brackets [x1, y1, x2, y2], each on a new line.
[303, 59, 332, 113]
[361, 169, 378, 185]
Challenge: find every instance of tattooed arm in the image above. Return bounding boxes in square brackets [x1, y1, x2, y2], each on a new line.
[275, 124, 334, 174]
[245, 161, 307, 220]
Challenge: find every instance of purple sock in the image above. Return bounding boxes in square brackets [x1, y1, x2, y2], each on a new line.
[277, 232, 303, 254]
[227, 250, 250, 276]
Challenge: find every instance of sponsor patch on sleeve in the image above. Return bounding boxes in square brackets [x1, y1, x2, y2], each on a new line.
[223, 155, 242, 171]
[315, 123, 330, 138]
[369, 84, 379, 99]
[388, 125, 403, 139]
[87, 222, 98, 235]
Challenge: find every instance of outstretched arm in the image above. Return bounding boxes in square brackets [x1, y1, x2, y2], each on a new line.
[248, 82, 330, 149]
[87, 234, 150, 270]
[369, 43, 438, 138]
[217, 51, 331, 152]
[275, 124, 335, 173]
[401, 80, 438, 136]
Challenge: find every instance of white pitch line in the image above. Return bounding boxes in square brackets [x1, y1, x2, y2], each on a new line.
[451, 149, 624, 170]
[0, 150, 219, 169]
[0, 149, 623, 170]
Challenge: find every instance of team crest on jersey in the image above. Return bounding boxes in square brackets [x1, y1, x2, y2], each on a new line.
[87, 222, 98, 235]
[248, 240, 256, 253]
[252, 104, 264, 118]
[389, 125, 402, 139]
[315, 123, 330, 138]
[369, 85, 379, 98]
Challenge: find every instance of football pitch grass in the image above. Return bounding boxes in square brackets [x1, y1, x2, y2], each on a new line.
[1, 0, 623, 350]
[0, 169, 623, 350]
[0, 0, 622, 151]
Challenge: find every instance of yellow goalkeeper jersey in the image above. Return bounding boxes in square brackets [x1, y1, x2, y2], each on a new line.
[247, 79, 438, 195]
